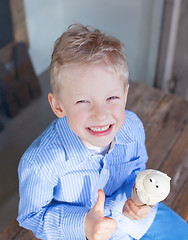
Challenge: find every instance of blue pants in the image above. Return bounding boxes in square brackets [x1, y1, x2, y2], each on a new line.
[139, 202, 188, 240]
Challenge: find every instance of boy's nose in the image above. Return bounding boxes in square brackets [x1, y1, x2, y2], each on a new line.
[92, 104, 108, 121]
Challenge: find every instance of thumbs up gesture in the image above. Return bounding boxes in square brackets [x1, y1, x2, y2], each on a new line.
[84, 189, 117, 240]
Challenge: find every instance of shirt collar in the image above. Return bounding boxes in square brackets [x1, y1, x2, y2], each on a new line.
[56, 116, 134, 163]
[114, 125, 134, 146]
[56, 117, 92, 164]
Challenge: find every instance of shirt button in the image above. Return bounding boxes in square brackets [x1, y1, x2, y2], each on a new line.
[103, 169, 107, 174]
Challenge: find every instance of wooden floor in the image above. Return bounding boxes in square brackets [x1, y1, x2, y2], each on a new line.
[127, 82, 188, 221]
[0, 81, 188, 239]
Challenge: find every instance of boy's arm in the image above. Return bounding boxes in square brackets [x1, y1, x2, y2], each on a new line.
[17, 160, 90, 239]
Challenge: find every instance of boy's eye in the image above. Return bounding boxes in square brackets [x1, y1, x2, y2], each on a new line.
[107, 96, 119, 101]
[76, 100, 88, 104]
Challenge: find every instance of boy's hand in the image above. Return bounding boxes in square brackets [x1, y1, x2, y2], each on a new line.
[122, 198, 151, 220]
[84, 189, 117, 240]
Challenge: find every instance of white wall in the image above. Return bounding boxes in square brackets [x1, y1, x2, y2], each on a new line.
[24, 0, 164, 85]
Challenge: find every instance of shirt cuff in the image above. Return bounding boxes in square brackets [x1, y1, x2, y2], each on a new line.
[62, 205, 90, 239]
[104, 184, 158, 239]
[117, 204, 158, 239]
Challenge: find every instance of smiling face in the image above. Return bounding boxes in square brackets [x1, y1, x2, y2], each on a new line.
[49, 63, 128, 148]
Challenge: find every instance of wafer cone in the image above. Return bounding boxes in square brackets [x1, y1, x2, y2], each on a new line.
[131, 184, 146, 206]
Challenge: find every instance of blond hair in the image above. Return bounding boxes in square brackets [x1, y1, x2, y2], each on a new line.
[50, 24, 129, 94]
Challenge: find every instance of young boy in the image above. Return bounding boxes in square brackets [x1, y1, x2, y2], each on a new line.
[17, 24, 188, 240]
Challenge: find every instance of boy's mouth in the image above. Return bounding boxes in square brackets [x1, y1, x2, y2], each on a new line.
[86, 124, 114, 136]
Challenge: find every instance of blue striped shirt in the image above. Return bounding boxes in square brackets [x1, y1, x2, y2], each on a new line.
[17, 110, 157, 239]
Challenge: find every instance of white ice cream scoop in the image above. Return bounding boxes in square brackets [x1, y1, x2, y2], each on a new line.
[132, 169, 171, 206]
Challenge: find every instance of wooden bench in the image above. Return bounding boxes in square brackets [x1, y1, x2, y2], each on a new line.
[0, 82, 187, 239]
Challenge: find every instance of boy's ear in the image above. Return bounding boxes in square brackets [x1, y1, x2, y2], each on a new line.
[124, 84, 129, 103]
[48, 93, 65, 118]
[125, 84, 129, 95]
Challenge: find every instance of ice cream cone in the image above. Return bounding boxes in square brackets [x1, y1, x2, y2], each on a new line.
[131, 184, 146, 206]
[131, 169, 171, 206]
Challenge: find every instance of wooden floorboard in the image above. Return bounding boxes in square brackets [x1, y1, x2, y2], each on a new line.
[127, 82, 165, 126]
[173, 177, 188, 221]
[0, 219, 39, 240]
[128, 82, 188, 221]
[0, 219, 21, 240]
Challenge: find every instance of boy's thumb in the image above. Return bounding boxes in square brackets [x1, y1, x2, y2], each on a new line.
[93, 189, 105, 215]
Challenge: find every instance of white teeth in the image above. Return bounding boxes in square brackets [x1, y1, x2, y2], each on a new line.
[89, 125, 110, 132]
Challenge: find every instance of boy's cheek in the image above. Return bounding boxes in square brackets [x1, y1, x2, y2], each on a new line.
[67, 113, 87, 132]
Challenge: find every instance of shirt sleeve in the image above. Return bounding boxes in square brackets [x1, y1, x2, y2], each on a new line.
[17, 159, 90, 240]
